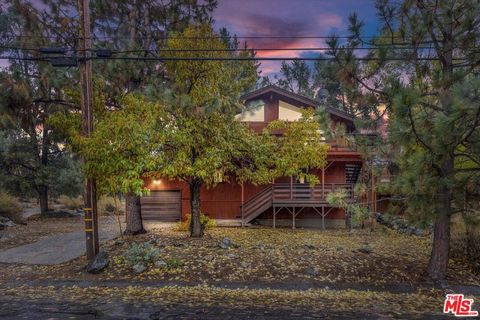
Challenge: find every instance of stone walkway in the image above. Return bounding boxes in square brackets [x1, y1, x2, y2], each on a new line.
[0, 225, 121, 265]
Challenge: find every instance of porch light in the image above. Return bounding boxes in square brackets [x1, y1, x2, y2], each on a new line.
[153, 180, 162, 185]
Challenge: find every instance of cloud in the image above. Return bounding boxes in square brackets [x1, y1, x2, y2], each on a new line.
[213, 0, 372, 77]
[317, 13, 343, 30]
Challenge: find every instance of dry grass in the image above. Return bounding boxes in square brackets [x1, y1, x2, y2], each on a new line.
[451, 213, 480, 272]
[57, 195, 83, 211]
[0, 191, 23, 223]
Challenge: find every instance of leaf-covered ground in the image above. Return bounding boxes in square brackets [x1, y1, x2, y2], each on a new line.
[1, 284, 449, 319]
[2, 224, 480, 286]
[1, 222, 480, 318]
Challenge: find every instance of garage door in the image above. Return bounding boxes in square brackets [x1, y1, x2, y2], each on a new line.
[140, 190, 181, 221]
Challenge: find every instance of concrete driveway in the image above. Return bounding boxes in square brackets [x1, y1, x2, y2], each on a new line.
[0, 223, 121, 265]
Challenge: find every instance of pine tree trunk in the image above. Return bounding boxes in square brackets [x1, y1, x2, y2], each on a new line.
[124, 192, 146, 235]
[189, 179, 203, 237]
[427, 203, 451, 280]
[39, 186, 49, 215]
[427, 162, 452, 281]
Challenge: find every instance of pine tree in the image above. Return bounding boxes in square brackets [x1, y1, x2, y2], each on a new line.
[0, 1, 81, 213]
[328, 0, 480, 280]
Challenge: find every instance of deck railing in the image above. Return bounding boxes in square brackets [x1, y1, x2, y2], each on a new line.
[242, 183, 354, 223]
[272, 183, 354, 202]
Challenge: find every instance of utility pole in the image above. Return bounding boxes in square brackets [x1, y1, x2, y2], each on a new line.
[77, 0, 99, 261]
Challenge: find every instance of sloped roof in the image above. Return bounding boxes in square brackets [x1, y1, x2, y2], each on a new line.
[241, 85, 355, 122]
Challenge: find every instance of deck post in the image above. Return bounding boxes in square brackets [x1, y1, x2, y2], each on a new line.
[273, 206, 276, 229]
[322, 206, 325, 230]
[292, 207, 296, 230]
[290, 176, 293, 199]
[241, 182, 244, 227]
[321, 169, 325, 200]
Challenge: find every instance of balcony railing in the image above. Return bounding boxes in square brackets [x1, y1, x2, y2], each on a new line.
[272, 183, 354, 203]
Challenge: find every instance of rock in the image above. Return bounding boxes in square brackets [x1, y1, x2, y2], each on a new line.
[305, 267, 319, 276]
[154, 260, 167, 268]
[358, 245, 372, 254]
[133, 264, 146, 274]
[114, 239, 125, 246]
[0, 216, 15, 230]
[303, 243, 315, 250]
[86, 251, 109, 274]
[219, 237, 234, 249]
[240, 261, 249, 268]
[336, 246, 344, 251]
[375, 212, 384, 223]
[413, 228, 423, 237]
[227, 253, 237, 259]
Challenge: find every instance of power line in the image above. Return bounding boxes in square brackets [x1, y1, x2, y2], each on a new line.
[0, 45, 439, 52]
[4, 34, 403, 40]
[0, 55, 472, 62]
[4, 33, 440, 42]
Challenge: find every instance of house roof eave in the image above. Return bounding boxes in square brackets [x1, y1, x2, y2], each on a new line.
[241, 85, 355, 123]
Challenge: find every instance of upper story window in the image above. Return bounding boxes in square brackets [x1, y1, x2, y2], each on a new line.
[235, 101, 264, 122]
[278, 100, 304, 121]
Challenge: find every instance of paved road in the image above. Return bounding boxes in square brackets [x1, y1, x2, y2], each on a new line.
[0, 297, 443, 320]
[0, 226, 120, 265]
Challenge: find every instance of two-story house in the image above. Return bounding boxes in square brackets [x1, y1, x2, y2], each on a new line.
[141, 85, 363, 228]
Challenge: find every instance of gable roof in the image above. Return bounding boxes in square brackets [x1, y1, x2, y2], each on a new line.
[241, 85, 355, 123]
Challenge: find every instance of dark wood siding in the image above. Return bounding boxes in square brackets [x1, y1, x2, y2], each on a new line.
[141, 190, 181, 221]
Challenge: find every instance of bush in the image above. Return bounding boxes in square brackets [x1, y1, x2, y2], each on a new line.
[58, 195, 83, 210]
[98, 196, 124, 216]
[327, 189, 370, 228]
[123, 242, 160, 267]
[175, 213, 216, 232]
[165, 257, 183, 269]
[0, 190, 23, 222]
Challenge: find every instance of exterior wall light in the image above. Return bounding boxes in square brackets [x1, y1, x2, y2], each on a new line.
[153, 180, 162, 185]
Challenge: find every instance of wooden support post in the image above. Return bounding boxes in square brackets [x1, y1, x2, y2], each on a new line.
[322, 206, 325, 230]
[273, 206, 276, 229]
[292, 207, 296, 230]
[241, 182, 244, 227]
[290, 176, 293, 200]
[321, 168, 325, 200]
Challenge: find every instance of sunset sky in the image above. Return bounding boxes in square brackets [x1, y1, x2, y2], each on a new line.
[1, 1, 380, 74]
[214, 0, 379, 77]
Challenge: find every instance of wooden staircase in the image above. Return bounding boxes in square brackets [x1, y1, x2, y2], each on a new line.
[242, 186, 273, 223]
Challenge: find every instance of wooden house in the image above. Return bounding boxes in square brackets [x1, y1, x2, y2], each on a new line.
[141, 85, 363, 228]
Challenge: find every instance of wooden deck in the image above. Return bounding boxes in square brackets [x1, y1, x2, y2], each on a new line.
[242, 183, 355, 228]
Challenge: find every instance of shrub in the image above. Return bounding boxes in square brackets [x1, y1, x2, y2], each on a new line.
[123, 242, 160, 267]
[165, 257, 183, 269]
[327, 189, 370, 228]
[98, 196, 124, 216]
[0, 190, 23, 222]
[175, 213, 216, 232]
[58, 195, 83, 210]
